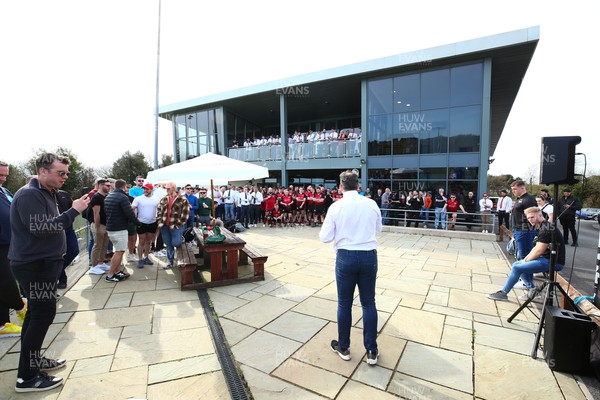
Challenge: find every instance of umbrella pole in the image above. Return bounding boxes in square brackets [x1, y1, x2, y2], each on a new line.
[210, 179, 215, 220]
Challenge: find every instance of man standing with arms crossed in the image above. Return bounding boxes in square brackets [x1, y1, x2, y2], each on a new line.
[9, 153, 89, 392]
[319, 170, 382, 366]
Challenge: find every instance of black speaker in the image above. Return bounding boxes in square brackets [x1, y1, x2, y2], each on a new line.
[539, 136, 581, 185]
[544, 306, 595, 373]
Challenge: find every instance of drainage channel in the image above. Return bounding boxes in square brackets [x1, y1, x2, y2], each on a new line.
[195, 271, 250, 400]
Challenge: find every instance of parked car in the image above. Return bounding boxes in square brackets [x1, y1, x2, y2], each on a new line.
[576, 208, 600, 221]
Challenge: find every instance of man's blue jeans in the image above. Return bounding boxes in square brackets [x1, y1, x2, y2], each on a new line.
[335, 249, 378, 353]
[502, 257, 564, 292]
[381, 205, 389, 225]
[160, 226, 184, 264]
[421, 207, 430, 227]
[513, 229, 536, 260]
[434, 207, 446, 229]
[225, 203, 235, 222]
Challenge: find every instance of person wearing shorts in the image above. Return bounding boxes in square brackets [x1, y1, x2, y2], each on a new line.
[104, 179, 139, 282]
[132, 183, 160, 268]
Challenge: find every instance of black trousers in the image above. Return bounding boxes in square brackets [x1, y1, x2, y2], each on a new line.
[559, 214, 577, 243]
[0, 245, 24, 325]
[498, 211, 510, 230]
[250, 204, 261, 225]
[11, 259, 62, 380]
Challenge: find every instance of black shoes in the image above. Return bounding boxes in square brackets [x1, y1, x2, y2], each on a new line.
[571, 242, 578, 247]
[15, 371, 63, 393]
[57, 281, 67, 290]
[38, 356, 67, 372]
[366, 350, 379, 366]
[330, 340, 351, 361]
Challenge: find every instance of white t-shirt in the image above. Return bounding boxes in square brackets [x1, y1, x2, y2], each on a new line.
[132, 195, 160, 224]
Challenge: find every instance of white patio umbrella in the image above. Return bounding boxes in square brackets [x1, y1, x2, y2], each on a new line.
[146, 152, 269, 187]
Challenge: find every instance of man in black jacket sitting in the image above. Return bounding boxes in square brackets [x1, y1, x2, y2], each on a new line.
[104, 179, 139, 282]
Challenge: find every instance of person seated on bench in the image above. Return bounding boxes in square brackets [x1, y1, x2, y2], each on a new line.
[487, 206, 565, 302]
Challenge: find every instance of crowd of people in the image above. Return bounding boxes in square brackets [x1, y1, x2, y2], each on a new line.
[231, 128, 362, 148]
[0, 149, 589, 392]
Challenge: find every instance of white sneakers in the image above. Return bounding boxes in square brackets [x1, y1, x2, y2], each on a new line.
[89, 263, 110, 275]
[127, 254, 138, 262]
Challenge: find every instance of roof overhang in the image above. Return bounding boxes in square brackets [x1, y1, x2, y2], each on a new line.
[160, 26, 539, 155]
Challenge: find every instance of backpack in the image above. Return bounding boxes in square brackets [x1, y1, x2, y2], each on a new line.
[507, 238, 516, 256]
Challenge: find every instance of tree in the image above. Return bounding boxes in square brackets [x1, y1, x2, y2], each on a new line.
[109, 151, 152, 185]
[159, 154, 174, 168]
[3, 162, 28, 195]
[486, 174, 515, 195]
[25, 147, 94, 197]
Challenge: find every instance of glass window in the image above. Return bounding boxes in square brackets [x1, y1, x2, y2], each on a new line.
[393, 74, 420, 113]
[451, 63, 483, 106]
[421, 69, 449, 110]
[421, 168, 447, 180]
[419, 109, 448, 154]
[367, 115, 392, 155]
[367, 78, 393, 115]
[391, 168, 418, 180]
[420, 181, 447, 195]
[448, 167, 479, 180]
[175, 114, 187, 140]
[393, 112, 421, 155]
[449, 181, 478, 199]
[450, 105, 481, 152]
[368, 168, 391, 180]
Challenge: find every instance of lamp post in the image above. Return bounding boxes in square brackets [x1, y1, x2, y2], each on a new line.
[153, 0, 162, 169]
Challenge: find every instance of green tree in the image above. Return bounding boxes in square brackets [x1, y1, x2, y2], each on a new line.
[25, 148, 94, 197]
[3, 162, 28, 195]
[159, 154, 174, 168]
[486, 174, 515, 195]
[110, 151, 152, 186]
[574, 175, 600, 207]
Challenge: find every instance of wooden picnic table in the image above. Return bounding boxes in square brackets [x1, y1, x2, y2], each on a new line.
[193, 226, 246, 281]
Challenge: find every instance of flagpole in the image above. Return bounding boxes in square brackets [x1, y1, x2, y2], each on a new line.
[153, 0, 162, 169]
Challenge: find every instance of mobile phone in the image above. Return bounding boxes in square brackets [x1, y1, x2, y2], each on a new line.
[81, 187, 90, 197]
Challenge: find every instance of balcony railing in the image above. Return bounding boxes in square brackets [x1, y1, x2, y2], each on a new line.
[228, 140, 362, 162]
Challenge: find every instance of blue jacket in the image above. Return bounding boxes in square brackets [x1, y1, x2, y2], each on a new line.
[185, 193, 199, 219]
[9, 178, 79, 264]
[0, 186, 14, 245]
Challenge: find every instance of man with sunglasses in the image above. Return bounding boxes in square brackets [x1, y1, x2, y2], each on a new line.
[129, 176, 145, 198]
[9, 152, 90, 392]
[183, 184, 199, 229]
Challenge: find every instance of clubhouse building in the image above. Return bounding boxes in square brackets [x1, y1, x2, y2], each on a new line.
[158, 26, 539, 196]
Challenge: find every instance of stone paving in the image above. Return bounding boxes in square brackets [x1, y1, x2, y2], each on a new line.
[0, 226, 593, 399]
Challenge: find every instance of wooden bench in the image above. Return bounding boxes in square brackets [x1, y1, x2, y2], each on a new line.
[176, 244, 198, 289]
[239, 243, 268, 279]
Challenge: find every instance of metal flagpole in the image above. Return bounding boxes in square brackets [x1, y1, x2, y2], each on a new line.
[153, 0, 162, 170]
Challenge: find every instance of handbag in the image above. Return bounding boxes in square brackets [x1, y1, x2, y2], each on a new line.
[183, 227, 195, 243]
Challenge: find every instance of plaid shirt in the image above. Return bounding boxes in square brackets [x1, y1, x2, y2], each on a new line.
[157, 194, 190, 229]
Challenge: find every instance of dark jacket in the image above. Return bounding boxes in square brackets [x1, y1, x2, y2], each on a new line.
[8, 178, 79, 264]
[104, 188, 139, 232]
[0, 186, 14, 245]
[557, 195, 581, 218]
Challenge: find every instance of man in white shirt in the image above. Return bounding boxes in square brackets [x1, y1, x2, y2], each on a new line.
[479, 193, 493, 233]
[239, 186, 251, 228]
[132, 184, 160, 268]
[249, 186, 263, 227]
[319, 170, 382, 366]
[496, 189, 513, 234]
[223, 185, 236, 222]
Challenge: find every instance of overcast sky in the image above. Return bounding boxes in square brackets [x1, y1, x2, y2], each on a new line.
[1, 0, 598, 180]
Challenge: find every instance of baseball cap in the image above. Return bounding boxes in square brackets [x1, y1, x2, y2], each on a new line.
[143, 183, 154, 190]
[564, 188, 572, 192]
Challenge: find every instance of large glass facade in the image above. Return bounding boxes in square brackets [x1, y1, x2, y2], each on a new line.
[174, 108, 222, 162]
[366, 62, 484, 196]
